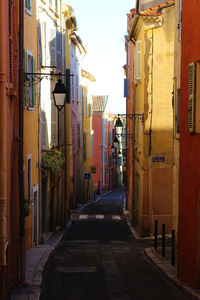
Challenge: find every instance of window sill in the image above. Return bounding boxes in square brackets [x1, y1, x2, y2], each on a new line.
[24, 106, 35, 111]
[25, 8, 33, 17]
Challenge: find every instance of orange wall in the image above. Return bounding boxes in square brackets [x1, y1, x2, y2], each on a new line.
[24, 3, 38, 249]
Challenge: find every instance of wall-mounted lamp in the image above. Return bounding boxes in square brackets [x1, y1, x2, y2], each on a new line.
[113, 136, 119, 148]
[115, 113, 144, 128]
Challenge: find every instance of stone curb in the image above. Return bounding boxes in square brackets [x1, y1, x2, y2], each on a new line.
[145, 247, 200, 300]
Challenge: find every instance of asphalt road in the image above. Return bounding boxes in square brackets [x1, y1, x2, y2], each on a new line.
[41, 189, 188, 300]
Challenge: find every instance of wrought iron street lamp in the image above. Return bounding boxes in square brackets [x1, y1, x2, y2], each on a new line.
[114, 113, 144, 128]
[52, 76, 67, 145]
[113, 136, 119, 148]
[52, 77, 66, 111]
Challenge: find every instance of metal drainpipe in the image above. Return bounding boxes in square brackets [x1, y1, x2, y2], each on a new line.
[19, 0, 25, 283]
[0, 0, 8, 297]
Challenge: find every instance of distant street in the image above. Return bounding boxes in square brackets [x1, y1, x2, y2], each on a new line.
[41, 189, 188, 300]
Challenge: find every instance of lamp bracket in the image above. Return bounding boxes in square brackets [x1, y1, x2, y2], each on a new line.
[117, 113, 144, 122]
[24, 72, 74, 87]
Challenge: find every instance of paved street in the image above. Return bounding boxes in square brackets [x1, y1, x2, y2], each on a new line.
[40, 189, 188, 300]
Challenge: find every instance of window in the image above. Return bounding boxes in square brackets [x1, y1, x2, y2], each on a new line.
[28, 156, 31, 201]
[24, 49, 36, 109]
[188, 62, 196, 133]
[178, 0, 182, 41]
[9, 0, 13, 87]
[124, 79, 129, 98]
[25, 0, 32, 13]
[134, 40, 142, 82]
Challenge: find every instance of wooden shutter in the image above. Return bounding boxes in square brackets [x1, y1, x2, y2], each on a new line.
[49, 24, 56, 67]
[137, 40, 142, 80]
[24, 50, 29, 107]
[188, 62, 196, 133]
[32, 56, 36, 107]
[9, 0, 13, 86]
[51, 96, 58, 146]
[134, 40, 142, 82]
[56, 31, 63, 71]
[83, 132, 87, 161]
[41, 21, 46, 66]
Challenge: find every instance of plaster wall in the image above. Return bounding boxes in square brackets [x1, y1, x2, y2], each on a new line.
[92, 114, 102, 189]
[24, 1, 39, 249]
[178, 0, 200, 288]
[133, 6, 174, 235]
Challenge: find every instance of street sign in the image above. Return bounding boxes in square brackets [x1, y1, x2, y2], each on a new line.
[152, 157, 165, 162]
[84, 173, 91, 179]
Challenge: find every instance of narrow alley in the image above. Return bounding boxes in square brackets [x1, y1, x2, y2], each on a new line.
[40, 189, 187, 300]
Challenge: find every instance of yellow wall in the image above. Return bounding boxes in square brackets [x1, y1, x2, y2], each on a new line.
[133, 6, 174, 235]
[24, 2, 39, 248]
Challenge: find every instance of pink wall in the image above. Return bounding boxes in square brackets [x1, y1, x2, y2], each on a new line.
[92, 114, 102, 190]
[178, 0, 200, 287]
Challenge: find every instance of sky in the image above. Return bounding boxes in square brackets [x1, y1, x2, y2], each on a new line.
[65, 0, 136, 114]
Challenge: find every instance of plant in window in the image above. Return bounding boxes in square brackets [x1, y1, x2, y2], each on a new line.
[41, 147, 65, 175]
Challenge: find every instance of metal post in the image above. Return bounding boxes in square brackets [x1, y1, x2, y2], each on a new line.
[162, 224, 165, 257]
[154, 220, 158, 250]
[171, 228, 175, 266]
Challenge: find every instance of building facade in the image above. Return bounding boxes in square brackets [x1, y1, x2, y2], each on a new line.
[129, 1, 175, 236]
[178, 0, 200, 288]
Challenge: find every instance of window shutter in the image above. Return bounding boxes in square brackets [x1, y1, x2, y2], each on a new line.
[83, 132, 87, 161]
[24, 49, 29, 107]
[49, 25, 56, 67]
[137, 40, 142, 81]
[51, 97, 57, 146]
[188, 62, 196, 133]
[9, 0, 13, 86]
[41, 21, 47, 66]
[134, 40, 142, 82]
[56, 31, 63, 71]
[32, 56, 36, 107]
[124, 79, 129, 98]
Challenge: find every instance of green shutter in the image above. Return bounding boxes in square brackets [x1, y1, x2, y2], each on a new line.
[32, 56, 36, 107]
[188, 62, 196, 133]
[24, 49, 29, 107]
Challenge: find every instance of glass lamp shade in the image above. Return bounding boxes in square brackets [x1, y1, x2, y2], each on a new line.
[113, 136, 119, 148]
[115, 117, 123, 128]
[52, 78, 66, 110]
[111, 145, 115, 153]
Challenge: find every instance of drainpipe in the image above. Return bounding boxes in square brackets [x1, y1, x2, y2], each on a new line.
[0, 0, 8, 297]
[19, 0, 25, 283]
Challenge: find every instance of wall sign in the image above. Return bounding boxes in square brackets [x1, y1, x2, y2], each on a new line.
[152, 157, 165, 162]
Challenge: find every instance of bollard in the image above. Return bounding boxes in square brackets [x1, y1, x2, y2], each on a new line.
[171, 228, 175, 266]
[154, 220, 158, 250]
[162, 224, 165, 257]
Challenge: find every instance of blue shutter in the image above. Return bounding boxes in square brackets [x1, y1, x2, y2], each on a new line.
[124, 78, 129, 98]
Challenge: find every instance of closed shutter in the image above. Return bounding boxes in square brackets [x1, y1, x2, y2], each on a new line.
[24, 49, 29, 107]
[56, 31, 63, 71]
[134, 40, 142, 82]
[51, 96, 58, 146]
[188, 62, 196, 133]
[9, 0, 13, 86]
[49, 24, 56, 67]
[41, 111, 47, 149]
[83, 132, 87, 161]
[88, 104, 92, 117]
[41, 21, 47, 66]
[32, 56, 36, 107]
